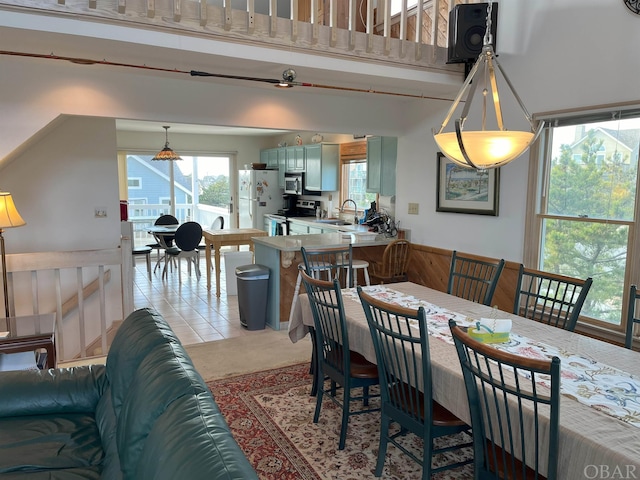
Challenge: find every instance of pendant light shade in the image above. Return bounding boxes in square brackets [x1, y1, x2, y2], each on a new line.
[433, 2, 543, 169]
[152, 126, 182, 161]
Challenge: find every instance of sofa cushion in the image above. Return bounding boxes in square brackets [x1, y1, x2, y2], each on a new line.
[105, 308, 180, 417]
[0, 412, 103, 474]
[116, 341, 210, 478]
[136, 392, 257, 480]
[94, 386, 122, 480]
[0, 366, 106, 418]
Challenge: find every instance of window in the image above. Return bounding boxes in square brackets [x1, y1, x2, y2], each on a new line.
[527, 108, 640, 332]
[341, 159, 377, 213]
[128, 177, 141, 189]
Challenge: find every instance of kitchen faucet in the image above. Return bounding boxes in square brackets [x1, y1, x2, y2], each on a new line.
[340, 199, 359, 224]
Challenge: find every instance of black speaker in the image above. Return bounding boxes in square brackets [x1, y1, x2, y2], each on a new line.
[447, 2, 498, 64]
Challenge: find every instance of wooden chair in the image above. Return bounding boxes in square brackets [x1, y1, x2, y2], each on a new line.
[300, 270, 379, 450]
[163, 221, 203, 282]
[368, 239, 411, 284]
[625, 284, 640, 349]
[358, 288, 472, 479]
[514, 264, 592, 332]
[447, 250, 505, 306]
[449, 319, 560, 480]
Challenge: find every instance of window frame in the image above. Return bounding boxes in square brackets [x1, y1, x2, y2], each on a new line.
[339, 141, 377, 215]
[524, 103, 640, 340]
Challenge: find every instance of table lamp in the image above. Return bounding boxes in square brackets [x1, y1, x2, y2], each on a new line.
[0, 192, 25, 318]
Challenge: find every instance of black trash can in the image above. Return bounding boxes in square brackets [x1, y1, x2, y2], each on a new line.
[236, 264, 270, 330]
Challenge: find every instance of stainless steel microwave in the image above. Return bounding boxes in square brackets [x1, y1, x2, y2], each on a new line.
[284, 173, 302, 195]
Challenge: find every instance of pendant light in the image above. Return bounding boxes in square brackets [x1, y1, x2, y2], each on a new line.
[433, 2, 543, 169]
[152, 126, 182, 161]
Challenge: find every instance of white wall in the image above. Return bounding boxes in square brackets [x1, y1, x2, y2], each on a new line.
[2, 116, 120, 252]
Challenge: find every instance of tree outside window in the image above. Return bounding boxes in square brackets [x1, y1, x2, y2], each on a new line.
[539, 118, 640, 325]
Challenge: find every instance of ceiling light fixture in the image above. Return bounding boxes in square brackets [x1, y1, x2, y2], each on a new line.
[275, 68, 296, 88]
[433, 2, 543, 169]
[152, 126, 182, 161]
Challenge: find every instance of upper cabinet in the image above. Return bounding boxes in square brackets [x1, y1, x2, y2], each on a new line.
[261, 148, 279, 169]
[366, 136, 397, 196]
[286, 146, 305, 172]
[304, 143, 339, 191]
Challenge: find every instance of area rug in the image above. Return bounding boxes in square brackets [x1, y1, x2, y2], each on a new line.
[207, 363, 473, 479]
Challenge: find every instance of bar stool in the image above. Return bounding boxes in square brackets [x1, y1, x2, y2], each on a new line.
[350, 259, 370, 287]
[132, 245, 152, 281]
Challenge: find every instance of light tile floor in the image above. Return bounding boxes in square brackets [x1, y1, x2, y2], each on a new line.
[133, 250, 267, 346]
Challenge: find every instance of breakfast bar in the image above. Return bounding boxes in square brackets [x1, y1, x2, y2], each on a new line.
[252, 233, 396, 330]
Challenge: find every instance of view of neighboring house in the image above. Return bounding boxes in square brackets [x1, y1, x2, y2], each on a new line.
[566, 126, 640, 166]
[126, 155, 193, 223]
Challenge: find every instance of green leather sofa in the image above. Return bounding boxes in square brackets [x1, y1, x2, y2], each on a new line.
[0, 307, 258, 479]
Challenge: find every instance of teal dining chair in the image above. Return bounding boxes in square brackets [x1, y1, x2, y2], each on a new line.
[513, 264, 592, 332]
[625, 284, 640, 349]
[449, 319, 561, 480]
[447, 250, 505, 306]
[300, 270, 379, 450]
[358, 287, 472, 479]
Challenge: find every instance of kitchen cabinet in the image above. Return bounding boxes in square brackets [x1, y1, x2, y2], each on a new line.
[304, 143, 339, 191]
[278, 148, 287, 188]
[288, 220, 308, 235]
[261, 148, 279, 169]
[366, 136, 397, 196]
[286, 146, 305, 172]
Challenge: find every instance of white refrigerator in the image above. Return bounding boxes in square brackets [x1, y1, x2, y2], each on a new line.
[238, 169, 282, 229]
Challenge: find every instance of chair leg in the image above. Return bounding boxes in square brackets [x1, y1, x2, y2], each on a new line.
[145, 253, 152, 281]
[422, 437, 433, 480]
[177, 257, 182, 283]
[194, 255, 201, 278]
[338, 383, 350, 450]
[363, 266, 370, 286]
[375, 415, 390, 477]
[309, 328, 318, 397]
[313, 369, 324, 424]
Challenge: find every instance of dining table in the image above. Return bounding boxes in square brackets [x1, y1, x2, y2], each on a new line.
[201, 228, 268, 297]
[289, 281, 640, 480]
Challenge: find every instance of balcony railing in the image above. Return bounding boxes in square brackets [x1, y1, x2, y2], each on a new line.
[0, 0, 463, 73]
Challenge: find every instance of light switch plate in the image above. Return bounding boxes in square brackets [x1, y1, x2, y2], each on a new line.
[408, 203, 419, 215]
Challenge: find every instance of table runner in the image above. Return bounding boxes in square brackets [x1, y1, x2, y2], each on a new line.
[344, 285, 640, 428]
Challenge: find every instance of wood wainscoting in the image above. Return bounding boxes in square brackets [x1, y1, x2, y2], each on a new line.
[405, 244, 520, 312]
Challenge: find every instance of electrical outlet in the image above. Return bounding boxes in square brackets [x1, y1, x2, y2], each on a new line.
[408, 202, 419, 215]
[95, 207, 107, 218]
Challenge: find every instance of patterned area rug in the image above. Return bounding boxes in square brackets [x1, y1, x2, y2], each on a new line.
[207, 363, 474, 479]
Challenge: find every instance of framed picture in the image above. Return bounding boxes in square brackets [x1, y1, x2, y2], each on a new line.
[436, 152, 500, 216]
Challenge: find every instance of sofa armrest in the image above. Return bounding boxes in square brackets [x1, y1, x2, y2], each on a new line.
[0, 365, 107, 417]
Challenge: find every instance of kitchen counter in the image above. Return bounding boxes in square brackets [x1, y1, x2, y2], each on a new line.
[286, 217, 372, 233]
[253, 232, 395, 330]
[252, 231, 393, 253]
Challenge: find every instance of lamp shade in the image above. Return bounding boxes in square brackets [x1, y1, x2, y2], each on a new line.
[434, 131, 536, 169]
[0, 192, 25, 229]
[152, 126, 182, 161]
